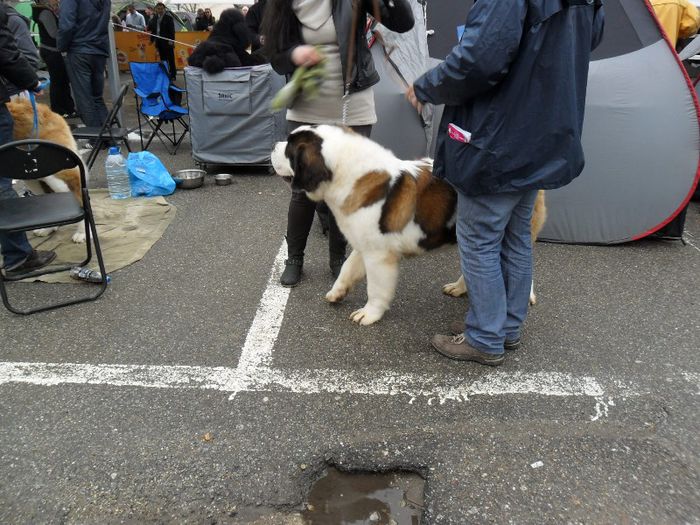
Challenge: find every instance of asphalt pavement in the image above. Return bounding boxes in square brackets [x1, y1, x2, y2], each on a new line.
[0, 75, 699, 524]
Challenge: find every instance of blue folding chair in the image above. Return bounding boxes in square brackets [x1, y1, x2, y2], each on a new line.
[129, 62, 189, 155]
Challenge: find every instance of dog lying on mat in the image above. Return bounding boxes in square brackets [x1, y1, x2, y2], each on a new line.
[7, 97, 86, 243]
[272, 125, 546, 325]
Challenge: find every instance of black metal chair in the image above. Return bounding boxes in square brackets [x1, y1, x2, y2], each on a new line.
[0, 139, 108, 315]
[71, 84, 131, 170]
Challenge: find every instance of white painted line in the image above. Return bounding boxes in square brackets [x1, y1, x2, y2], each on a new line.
[245, 368, 605, 404]
[235, 240, 290, 375]
[0, 361, 603, 402]
[0, 361, 238, 391]
[682, 372, 700, 394]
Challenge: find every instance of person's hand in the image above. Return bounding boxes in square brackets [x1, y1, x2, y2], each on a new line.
[406, 85, 423, 113]
[32, 79, 49, 95]
[291, 45, 322, 67]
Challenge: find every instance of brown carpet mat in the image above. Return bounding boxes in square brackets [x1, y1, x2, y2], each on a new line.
[24, 190, 176, 283]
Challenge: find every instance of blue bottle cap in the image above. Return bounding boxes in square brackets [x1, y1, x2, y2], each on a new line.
[108, 146, 120, 155]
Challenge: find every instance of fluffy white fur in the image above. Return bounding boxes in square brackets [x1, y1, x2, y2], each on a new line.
[272, 125, 454, 325]
[273, 125, 547, 326]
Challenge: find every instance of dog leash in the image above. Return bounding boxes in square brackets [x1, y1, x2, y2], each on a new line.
[28, 79, 51, 140]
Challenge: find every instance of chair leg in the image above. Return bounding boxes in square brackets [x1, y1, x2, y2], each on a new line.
[0, 213, 108, 315]
[136, 95, 145, 151]
[143, 119, 164, 151]
[85, 140, 101, 170]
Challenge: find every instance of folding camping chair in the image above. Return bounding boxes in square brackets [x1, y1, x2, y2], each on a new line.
[71, 84, 131, 170]
[0, 139, 108, 315]
[129, 62, 189, 155]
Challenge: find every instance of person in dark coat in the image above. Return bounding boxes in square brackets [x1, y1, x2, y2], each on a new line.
[246, 0, 266, 50]
[0, 5, 56, 279]
[147, 2, 177, 79]
[194, 8, 208, 31]
[32, 0, 77, 117]
[187, 8, 266, 73]
[407, 0, 605, 365]
[57, 0, 110, 129]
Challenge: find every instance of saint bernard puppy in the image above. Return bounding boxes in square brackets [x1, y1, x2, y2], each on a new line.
[271, 125, 546, 326]
[6, 98, 86, 243]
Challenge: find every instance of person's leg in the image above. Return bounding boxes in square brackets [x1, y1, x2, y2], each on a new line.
[0, 105, 33, 269]
[65, 52, 95, 127]
[286, 190, 317, 258]
[55, 53, 77, 115]
[458, 190, 523, 353]
[501, 190, 538, 342]
[88, 54, 108, 128]
[164, 45, 177, 80]
[42, 49, 75, 115]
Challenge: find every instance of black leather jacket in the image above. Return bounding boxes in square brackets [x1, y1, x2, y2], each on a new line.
[268, 0, 414, 95]
[0, 5, 38, 104]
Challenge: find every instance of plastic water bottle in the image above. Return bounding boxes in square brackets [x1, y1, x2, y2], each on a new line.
[70, 266, 111, 283]
[105, 146, 131, 199]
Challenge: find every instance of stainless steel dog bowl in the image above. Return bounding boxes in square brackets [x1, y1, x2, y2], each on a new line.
[214, 173, 233, 186]
[173, 169, 205, 189]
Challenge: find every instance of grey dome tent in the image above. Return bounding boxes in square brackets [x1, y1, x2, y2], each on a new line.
[426, 0, 700, 244]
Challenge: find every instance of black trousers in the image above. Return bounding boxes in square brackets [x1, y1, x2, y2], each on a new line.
[156, 43, 177, 79]
[286, 121, 372, 261]
[40, 48, 75, 115]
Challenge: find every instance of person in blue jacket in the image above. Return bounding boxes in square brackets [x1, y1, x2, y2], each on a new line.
[57, 0, 110, 129]
[407, 0, 605, 366]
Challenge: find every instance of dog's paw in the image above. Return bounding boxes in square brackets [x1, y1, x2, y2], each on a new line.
[33, 227, 58, 238]
[72, 231, 86, 244]
[349, 306, 383, 326]
[325, 287, 347, 303]
[529, 291, 537, 306]
[442, 276, 467, 297]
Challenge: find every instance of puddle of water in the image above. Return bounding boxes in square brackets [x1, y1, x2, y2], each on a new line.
[302, 467, 424, 525]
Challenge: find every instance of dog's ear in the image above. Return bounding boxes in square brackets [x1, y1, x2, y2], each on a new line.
[285, 131, 331, 192]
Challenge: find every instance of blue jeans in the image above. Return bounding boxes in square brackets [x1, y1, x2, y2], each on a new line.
[65, 52, 108, 128]
[0, 104, 33, 269]
[456, 189, 538, 354]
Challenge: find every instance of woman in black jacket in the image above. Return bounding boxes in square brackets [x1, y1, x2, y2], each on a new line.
[262, 0, 413, 287]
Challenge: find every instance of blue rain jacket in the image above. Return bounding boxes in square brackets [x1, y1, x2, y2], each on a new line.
[57, 0, 110, 56]
[414, 0, 605, 196]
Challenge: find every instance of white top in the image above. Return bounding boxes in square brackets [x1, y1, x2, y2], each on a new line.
[287, 0, 376, 126]
[125, 11, 146, 31]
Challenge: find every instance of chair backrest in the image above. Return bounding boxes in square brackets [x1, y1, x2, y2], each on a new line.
[129, 61, 177, 108]
[99, 84, 130, 132]
[0, 139, 88, 189]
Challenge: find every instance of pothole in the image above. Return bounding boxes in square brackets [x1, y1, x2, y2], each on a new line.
[302, 467, 424, 524]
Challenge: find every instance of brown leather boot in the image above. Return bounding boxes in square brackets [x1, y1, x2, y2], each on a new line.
[448, 320, 521, 351]
[431, 334, 505, 366]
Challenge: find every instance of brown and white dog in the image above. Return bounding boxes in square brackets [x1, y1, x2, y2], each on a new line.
[6, 98, 86, 243]
[272, 125, 546, 325]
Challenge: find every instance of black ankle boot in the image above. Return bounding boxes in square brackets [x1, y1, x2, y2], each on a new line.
[329, 257, 345, 279]
[280, 257, 303, 287]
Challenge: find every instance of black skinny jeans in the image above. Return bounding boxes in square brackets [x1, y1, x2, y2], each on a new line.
[286, 121, 372, 262]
